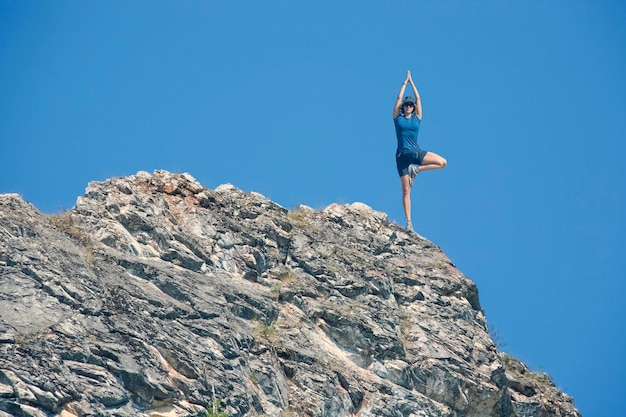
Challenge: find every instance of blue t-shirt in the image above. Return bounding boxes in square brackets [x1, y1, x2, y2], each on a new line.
[394, 114, 421, 151]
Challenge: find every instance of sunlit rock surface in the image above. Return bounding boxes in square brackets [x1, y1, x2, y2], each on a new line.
[0, 171, 580, 417]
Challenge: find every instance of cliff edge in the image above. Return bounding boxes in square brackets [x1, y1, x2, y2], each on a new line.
[0, 170, 580, 417]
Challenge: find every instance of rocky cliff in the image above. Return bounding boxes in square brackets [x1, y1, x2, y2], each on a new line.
[0, 171, 580, 417]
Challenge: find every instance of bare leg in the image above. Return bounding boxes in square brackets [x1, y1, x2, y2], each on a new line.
[400, 174, 412, 224]
[401, 152, 445, 231]
[416, 152, 447, 174]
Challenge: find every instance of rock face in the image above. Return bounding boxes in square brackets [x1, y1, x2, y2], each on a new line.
[0, 170, 580, 417]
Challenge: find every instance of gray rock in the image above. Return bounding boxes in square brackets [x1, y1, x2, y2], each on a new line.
[0, 171, 581, 416]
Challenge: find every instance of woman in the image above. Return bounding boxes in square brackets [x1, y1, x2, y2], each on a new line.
[393, 70, 447, 232]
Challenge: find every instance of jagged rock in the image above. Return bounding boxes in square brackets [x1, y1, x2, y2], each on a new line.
[0, 171, 581, 416]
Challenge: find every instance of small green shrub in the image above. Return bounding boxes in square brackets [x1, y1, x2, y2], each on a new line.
[287, 210, 309, 228]
[270, 282, 282, 300]
[205, 399, 228, 417]
[270, 269, 297, 300]
[254, 320, 277, 342]
[49, 211, 91, 245]
[500, 353, 524, 373]
[488, 324, 507, 351]
[277, 269, 296, 283]
[532, 365, 553, 385]
[319, 250, 331, 259]
[334, 300, 361, 318]
[399, 316, 411, 350]
[500, 353, 554, 387]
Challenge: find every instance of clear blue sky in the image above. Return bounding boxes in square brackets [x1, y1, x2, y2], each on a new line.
[2, 1, 624, 415]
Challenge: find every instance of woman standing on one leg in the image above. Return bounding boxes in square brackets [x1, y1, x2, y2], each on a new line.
[393, 70, 447, 232]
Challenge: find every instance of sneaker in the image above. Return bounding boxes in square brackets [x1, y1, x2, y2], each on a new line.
[406, 220, 413, 232]
[408, 165, 419, 187]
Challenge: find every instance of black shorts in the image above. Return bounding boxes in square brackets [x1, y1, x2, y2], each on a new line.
[396, 148, 428, 177]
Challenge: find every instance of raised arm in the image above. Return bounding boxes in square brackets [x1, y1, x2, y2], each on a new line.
[392, 71, 411, 119]
[407, 72, 422, 120]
